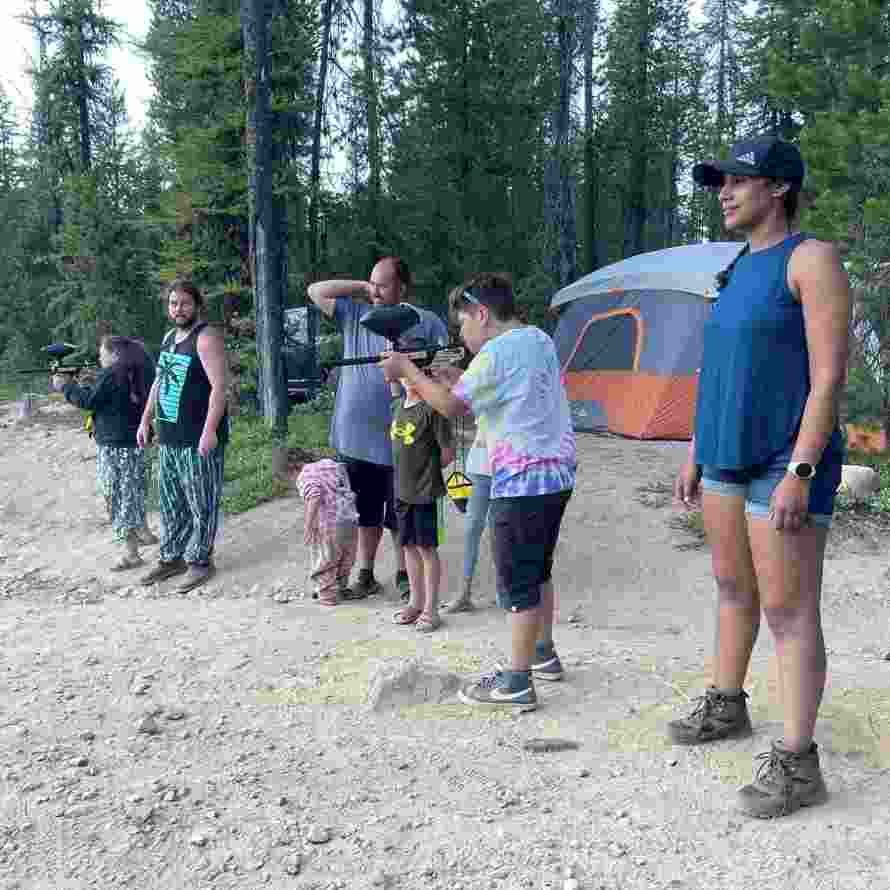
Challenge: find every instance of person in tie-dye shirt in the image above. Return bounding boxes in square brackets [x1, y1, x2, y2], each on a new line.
[380, 274, 576, 712]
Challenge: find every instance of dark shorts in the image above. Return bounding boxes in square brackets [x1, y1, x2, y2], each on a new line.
[701, 445, 842, 528]
[395, 500, 443, 549]
[490, 490, 572, 612]
[339, 457, 397, 530]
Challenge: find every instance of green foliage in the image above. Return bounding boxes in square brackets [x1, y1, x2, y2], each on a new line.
[221, 414, 292, 513]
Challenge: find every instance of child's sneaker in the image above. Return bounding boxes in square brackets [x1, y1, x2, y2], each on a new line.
[666, 686, 753, 745]
[737, 741, 828, 818]
[458, 671, 537, 712]
[532, 642, 564, 681]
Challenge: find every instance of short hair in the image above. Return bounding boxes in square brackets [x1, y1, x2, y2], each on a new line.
[168, 278, 204, 308]
[377, 256, 413, 294]
[447, 273, 515, 324]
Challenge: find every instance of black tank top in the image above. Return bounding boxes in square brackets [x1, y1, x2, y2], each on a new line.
[156, 322, 229, 447]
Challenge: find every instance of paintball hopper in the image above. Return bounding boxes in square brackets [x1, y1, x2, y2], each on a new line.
[359, 303, 421, 342]
[45, 343, 81, 361]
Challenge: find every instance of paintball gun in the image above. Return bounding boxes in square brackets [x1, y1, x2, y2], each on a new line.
[14, 343, 96, 376]
[322, 304, 465, 371]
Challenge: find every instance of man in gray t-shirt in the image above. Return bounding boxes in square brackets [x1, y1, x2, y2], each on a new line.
[308, 257, 448, 598]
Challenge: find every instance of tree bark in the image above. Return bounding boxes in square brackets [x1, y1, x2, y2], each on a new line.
[545, 0, 578, 290]
[241, 0, 257, 290]
[309, 0, 333, 279]
[252, 0, 289, 461]
[623, 0, 651, 258]
[582, 0, 598, 273]
[364, 0, 380, 263]
[76, 23, 91, 172]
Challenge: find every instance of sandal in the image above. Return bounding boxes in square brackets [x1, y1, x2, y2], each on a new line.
[340, 586, 368, 601]
[415, 614, 442, 633]
[444, 597, 474, 614]
[392, 607, 422, 625]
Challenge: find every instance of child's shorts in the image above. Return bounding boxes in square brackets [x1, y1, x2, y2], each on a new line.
[490, 490, 572, 612]
[395, 499, 444, 548]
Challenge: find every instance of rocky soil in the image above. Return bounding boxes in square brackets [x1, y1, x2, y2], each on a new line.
[1, 398, 890, 890]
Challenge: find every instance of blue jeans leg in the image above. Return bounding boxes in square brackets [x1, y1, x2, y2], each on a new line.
[462, 473, 491, 582]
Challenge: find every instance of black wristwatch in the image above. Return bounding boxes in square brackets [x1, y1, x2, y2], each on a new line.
[787, 461, 816, 480]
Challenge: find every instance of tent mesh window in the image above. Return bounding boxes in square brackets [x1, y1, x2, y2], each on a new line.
[567, 311, 639, 373]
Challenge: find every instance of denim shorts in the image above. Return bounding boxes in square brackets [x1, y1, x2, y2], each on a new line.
[700, 447, 842, 528]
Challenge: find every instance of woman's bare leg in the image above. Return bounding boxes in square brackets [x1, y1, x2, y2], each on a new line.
[747, 519, 828, 751]
[703, 493, 761, 691]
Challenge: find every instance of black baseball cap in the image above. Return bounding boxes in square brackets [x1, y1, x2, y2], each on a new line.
[693, 134, 805, 188]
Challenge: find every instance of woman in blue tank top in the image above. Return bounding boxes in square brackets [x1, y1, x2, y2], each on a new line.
[667, 135, 852, 819]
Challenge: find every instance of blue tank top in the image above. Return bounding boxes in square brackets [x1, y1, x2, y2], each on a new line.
[694, 233, 842, 469]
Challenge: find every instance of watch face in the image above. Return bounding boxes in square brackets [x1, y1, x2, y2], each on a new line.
[794, 463, 814, 479]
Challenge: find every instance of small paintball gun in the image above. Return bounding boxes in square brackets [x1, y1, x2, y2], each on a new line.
[322, 304, 465, 371]
[14, 343, 96, 376]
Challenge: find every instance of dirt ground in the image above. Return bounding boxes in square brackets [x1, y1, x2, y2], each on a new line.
[1, 398, 890, 890]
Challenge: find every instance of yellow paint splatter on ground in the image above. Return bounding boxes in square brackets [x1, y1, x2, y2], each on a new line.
[606, 661, 890, 781]
[258, 638, 486, 710]
[431, 640, 485, 675]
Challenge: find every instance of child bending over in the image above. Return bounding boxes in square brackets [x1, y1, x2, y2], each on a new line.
[296, 458, 358, 606]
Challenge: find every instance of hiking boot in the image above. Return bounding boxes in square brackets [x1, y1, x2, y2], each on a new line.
[175, 563, 215, 594]
[737, 741, 828, 819]
[666, 686, 753, 745]
[395, 570, 410, 602]
[458, 671, 537, 713]
[139, 558, 187, 586]
[353, 568, 382, 598]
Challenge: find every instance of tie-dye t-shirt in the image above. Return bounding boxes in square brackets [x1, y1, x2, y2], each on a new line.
[452, 327, 576, 499]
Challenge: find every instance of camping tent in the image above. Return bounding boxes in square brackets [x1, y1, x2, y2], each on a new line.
[551, 242, 744, 440]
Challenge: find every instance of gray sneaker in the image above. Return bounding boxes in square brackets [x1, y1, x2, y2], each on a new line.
[175, 563, 215, 593]
[737, 741, 828, 819]
[667, 686, 753, 745]
[458, 671, 538, 713]
[139, 559, 187, 586]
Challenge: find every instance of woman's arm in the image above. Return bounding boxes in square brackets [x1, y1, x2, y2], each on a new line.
[788, 239, 852, 463]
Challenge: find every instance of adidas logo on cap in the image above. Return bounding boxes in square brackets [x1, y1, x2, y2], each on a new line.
[735, 151, 757, 165]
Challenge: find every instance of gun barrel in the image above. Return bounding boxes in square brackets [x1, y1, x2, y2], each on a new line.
[11, 365, 92, 376]
[322, 346, 464, 371]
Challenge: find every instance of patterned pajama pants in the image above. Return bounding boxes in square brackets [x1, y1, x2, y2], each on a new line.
[96, 445, 147, 543]
[308, 525, 357, 605]
[158, 445, 225, 566]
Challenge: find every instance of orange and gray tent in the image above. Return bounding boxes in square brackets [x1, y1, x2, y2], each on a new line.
[550, 242, 745, 440]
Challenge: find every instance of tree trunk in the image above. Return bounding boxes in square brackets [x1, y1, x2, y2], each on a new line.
[364, 0, 380, 264]
[582, 0, 599, 273]
[252, 0, 289, 465]
[309, 0, 333, 279]
[623, 0, 651, 258]
[546, 0, 577, 290]
[77, 24, 91, 172]
[241, 0, 257, 290]
[306, 0, 333, 399]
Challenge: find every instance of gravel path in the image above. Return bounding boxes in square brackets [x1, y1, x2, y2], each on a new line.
[1, 399, 889, 890]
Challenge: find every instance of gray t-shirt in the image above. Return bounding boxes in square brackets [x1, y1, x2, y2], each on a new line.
[330, 298, 448, 467]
